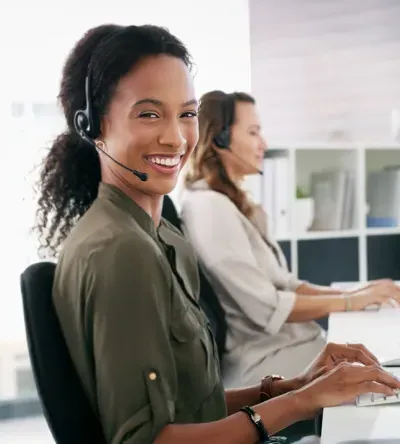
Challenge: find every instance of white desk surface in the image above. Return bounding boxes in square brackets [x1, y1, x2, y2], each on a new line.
[321, 308, 400, 444]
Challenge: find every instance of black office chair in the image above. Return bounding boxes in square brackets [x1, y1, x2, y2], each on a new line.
[20, 261, 106, 444]
[162, 195, 228, 361]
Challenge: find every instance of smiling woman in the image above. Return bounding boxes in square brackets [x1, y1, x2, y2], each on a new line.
[97, 73, 199, 196]
[35, 25, 198, 258]
[97, 59, 197, 203]
[31, 23, 400, 444]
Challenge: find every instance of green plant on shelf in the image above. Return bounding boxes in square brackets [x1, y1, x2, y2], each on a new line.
[296, 186, 309, 199]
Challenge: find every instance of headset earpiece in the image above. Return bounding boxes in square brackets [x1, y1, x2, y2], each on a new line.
[73, 75, 100, 140]
[73, 111, 89, 136]
[72, 52, 148, 182]
[213, 127, 230, 149]
[213, 94, 234, 150]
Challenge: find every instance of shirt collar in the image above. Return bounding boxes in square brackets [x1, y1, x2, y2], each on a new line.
[186, 178, 210, 191]
[97, 182, 158, 238]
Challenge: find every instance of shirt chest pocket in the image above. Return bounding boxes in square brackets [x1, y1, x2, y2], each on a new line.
[170, 304, 220, 414]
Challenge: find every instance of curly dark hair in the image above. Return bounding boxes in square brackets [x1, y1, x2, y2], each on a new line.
[35, 24, 192, 257]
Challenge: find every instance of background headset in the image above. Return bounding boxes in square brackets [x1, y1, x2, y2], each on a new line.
[213, 93, 235, 150]
[73, 65, 148, 182]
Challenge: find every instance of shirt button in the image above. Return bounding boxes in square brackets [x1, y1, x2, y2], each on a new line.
[149, 372, 157, 381]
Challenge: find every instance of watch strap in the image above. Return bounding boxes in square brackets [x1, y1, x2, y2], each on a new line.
[260, 375, 285, 402]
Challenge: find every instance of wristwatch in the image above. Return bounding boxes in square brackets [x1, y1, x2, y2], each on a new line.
[260, 374, 285, 402]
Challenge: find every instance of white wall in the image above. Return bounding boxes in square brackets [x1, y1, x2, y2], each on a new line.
[250, 0, 400, 146]
[0, 0, 251, 101]
[0, 1, 251, 346]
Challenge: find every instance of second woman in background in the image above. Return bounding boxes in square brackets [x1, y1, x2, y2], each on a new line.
[181, 90, 400, 388]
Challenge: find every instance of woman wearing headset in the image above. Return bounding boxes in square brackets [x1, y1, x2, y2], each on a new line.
[35, 26, 400, 444]
[181, 90, 400, 388]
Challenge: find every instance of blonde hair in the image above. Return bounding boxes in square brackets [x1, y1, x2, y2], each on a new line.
[185, 90, 256, 217]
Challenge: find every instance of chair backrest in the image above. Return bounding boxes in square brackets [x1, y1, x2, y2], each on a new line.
[162, 195, 228, 360]
[20, 262, 106, 444]
[162, 194, 183, 231]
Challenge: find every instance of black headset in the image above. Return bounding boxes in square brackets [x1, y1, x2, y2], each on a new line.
[73, 28, 120, 141]
[73, 75, 100, 143]
[73, 66, 148, 181]
[213, 93, 235, 150]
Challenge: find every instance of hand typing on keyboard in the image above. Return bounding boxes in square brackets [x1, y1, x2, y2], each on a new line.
[346, 279, 400, 311]
[357, 389, 400, 406]
[356, 369, 400, 406]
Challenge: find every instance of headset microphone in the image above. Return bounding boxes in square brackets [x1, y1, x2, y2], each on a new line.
[213, 136, 263, 176]
[79, 130, 148, 182]
[73, 75, 148, 182]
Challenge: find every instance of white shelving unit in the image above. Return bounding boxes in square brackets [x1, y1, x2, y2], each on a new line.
[244, 143, 400, 282]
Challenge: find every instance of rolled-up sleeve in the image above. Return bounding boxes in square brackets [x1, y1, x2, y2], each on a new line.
[84, 235, 176, 444]
[182, 192, 296, 335]
[210, 257, 296, 336]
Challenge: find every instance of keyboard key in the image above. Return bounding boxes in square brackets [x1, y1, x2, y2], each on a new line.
[357, 389, 400, 407]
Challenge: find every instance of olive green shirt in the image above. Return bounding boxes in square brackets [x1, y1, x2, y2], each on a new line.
[53, 183, 227, 444]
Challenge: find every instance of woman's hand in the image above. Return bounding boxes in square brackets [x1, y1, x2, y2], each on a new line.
[356, 278, 399, 292]
[297, 342, 380, 387]
[347, 279, 400, 311]
[298, 361, 400, 417]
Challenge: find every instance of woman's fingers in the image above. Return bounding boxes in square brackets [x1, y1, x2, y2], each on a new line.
[356, 381, 397, 396]
[328, 342, 379, 366]
[361, 366, 400, 390]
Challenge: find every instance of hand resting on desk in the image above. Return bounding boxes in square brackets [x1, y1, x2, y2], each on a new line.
[345, 279, 400, 312]
[364, 300, 400, 311]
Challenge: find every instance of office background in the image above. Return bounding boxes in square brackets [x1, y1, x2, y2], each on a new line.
[0, 0, 399, 442]
[247, 0, 400, 287]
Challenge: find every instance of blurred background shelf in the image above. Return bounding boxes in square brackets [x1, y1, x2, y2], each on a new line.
[245, 0, 400, 285]
[244, 143, 400, 284]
